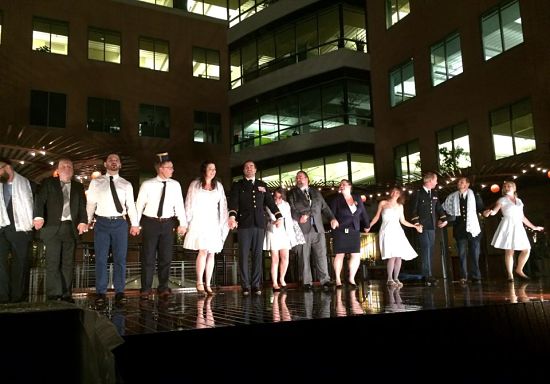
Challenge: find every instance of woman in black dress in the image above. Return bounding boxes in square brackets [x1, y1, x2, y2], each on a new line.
[329, 179, 370, 288]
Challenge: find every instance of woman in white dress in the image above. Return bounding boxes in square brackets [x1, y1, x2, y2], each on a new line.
[483, 181, 543, 281]
[367, 187, 422, 287]
[264, 187, 304, 290]
[184, 161, 228, 295]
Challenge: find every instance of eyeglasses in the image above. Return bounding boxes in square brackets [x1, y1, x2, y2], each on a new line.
[161, 166, 174, 170]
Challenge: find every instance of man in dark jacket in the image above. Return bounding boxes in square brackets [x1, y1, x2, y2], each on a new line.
[409, 171, 447, 286]
[228, 160, 282, 295]
[34, 158, 88, 302]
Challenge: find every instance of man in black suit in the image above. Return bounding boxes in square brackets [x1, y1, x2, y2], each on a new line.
[288, 170, 338, 290]
[409, 172, 447, 286]
[228, 160, 282, 295]
[34, 158, 88, 302]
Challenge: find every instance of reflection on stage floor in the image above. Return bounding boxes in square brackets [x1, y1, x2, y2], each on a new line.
[72, 278, 550, 336]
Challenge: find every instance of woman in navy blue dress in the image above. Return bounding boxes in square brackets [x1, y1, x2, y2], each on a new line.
[329, 179, 370, 288]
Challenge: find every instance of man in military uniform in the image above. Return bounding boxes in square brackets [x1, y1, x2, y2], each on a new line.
[409, 172, 448, 286]
[228, 160, 282, 295]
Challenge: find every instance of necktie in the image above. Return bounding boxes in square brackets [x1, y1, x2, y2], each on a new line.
[61, 182, 71, 218]
[304, 189, 311, 206]
[109, 175, 123, 213]
[157, 181, 166, 218]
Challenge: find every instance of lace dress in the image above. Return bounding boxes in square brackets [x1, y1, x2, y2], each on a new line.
[379, 205, 418, 260]
[183, 180, 228, 253]
[491, 196, 531, 250]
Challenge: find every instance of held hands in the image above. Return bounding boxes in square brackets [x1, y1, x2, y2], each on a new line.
[482, 209, 495, 218]
[330, 219, 339, 230]
[77, 223, 88, 235]
[299, 214, 309, 224]
[177, 226, 187, 236]
[228, 217, 238, 230]
[437, 220, 448, 228]
[414, 223, 423, 233]
[532, 226, 544, 232]
[129, 226, 140, 236]
[274, 218, 283, 228]
[363, 227, 369, 234]
[33, 218, 44, 231]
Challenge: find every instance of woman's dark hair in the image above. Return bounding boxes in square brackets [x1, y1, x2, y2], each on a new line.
[274, 186, 286, 200]
[390, 186, 405, 205]
[199, 160, 219, 189]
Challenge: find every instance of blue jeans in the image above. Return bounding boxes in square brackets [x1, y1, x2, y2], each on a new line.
[94, 217, 128, 294]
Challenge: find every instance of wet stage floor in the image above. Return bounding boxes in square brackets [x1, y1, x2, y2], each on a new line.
[72, 277, 550, 336]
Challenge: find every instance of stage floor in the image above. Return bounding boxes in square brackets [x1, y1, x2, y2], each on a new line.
[72, 277, 550, 336]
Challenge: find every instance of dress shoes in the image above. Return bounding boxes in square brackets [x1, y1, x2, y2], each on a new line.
[115, 292, 127, 304]
[95, 293, 107, 306]
[242, 288, 250, 296]
[425, 276, 438, 286]
[47, 295, 62, 301]
[303, 284, 313, 291]
[140, 290, 152, 301]
[252, 287, 262, 295]
[158, 288, 173, 299]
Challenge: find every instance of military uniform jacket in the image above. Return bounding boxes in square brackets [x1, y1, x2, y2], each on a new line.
[409, 188, 447, 230]
[228, 179, 281, 229]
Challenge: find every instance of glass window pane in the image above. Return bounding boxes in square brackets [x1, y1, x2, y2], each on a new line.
[482, 10, 502, 60]
[206, 49, 220, 79]
[296, 17, 318, 61]
[259, 102, 278, 144]
[278, 94, 299, 139]
[501, 0, 523, 51]
[302, 159, 324, 184]
[88, 30, 104, 61]
[241, 40, 257, 81]
[193, 47, 207, 78]
[260, 166, 280, 186]
[194, 111, 207, 142]
[30, 90, 48, 126]
[491, 108, 514, 159]
[511, 100, 535, 154]
[280, 163, 301, 187]
[350, 154, 375, 184]
[258, 34, 276, 74]
[104, 32, 121, 63]
[242, 107, 259, 148]
[347, 81, 371, 125]
[402, 62, 416, 99]
[299, 88, 322, 133]
[87, 97, 103, 132]
[322, 83, 345, 129]
[318, 9, 339, 54]
[155, 106, 170, 138]
[325, 154, 349, 184]
[155, 41, 169, 72]
[230, 50, 242, 88]
[49, 92, 66, 128]
[105, 99, 121, 133]
[343, 8, 367, 52]
[275, 26, 294, 60]
[139, 104, 155, 136]
[446, 34, 463, 78]
[139, 38, 155, 70]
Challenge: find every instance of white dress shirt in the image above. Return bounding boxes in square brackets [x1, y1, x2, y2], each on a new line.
[86, 174, 139, 226]
[135, 177, 187, 226]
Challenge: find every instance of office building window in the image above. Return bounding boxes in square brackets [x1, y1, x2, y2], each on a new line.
[229, 0, 276, 26]
[194, 111, 221, 143]
[188, 0, 228, 20]
[394, 140, 421, 183]
[139, 37, 169, 72]
[193, 47, 220, 80]
[30, 90, 66, 128]
[87, 97, 121, 134]
[386, 0, 410, 29]
[437, 122, 471, 173]
[138, 104, 170, 138]
[431, 32, 463, 86]
[389, 59, 415, 107]
[482, 0, 523, 61]
[231, 77, 372, 152]
[32, 17, 68, 55]
[491, 98, 535, 159]
[230, 3, 367, 89]
[236, 153, 375, 187]
[88, 28, 121, 64]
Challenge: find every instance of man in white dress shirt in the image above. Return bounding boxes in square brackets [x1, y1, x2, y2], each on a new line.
[86, 153, 140, 305]
[135, 153, 187, 300]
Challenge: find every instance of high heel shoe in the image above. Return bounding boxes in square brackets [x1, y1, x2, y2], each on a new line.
[205, 285, 215, 296]
[196, 283, 206, 294]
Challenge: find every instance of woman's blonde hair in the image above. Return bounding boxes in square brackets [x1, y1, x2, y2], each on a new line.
[502, 181, 518, 197]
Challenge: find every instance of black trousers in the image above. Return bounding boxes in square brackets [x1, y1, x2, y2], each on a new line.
[43, 221, 76, 298]
[140, 216, 176, 292]
[237, 227, 265, 289]
[0, 226, 32, 302]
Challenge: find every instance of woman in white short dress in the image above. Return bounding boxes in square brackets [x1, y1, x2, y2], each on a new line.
[184, 161, 228, 295]
[264, 187, 304, 290]
[367, 187, 422, 287]
[483, 181, 544, 281]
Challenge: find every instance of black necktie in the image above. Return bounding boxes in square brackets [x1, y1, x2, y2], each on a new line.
[109, 176, 123, 213]
[157, 181, 166, 218]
